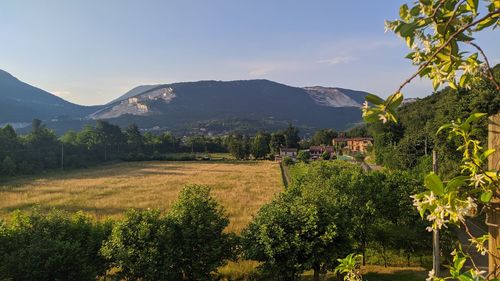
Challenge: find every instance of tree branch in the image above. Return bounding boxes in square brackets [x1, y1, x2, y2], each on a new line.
[467, 41, 500, 91]
[396, 9, 500, 94]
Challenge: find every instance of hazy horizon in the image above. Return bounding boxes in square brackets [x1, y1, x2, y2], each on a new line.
[2, 0, 499, 105]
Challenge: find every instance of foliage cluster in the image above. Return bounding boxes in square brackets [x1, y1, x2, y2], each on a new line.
[0, 185, 234, 281]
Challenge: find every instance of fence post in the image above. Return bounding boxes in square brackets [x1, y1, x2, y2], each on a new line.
[488, 113, 500, 279]
[432, 150, 440, 277]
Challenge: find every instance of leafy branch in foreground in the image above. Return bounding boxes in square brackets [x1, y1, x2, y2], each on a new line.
[362, 0, 499, 124]
[338, 1, 499, 280]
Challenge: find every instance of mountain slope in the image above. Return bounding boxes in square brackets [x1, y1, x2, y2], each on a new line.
[106, 84, 158, 105]
[0, 69, 100, 123]
[89, 79, 365, 133]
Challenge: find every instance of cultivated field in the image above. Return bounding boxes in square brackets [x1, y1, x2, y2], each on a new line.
[0, 161, 283, 233]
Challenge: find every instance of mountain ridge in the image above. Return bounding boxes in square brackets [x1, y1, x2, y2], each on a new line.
[0, 69, 367, 134]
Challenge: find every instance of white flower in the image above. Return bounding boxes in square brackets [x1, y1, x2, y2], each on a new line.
[378, 114, 388, 124]
[426, 269, 435, 281]
[471, 173, 485, 188]
[362, 101, 369, 110]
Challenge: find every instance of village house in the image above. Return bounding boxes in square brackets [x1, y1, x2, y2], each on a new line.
[308, 146, 334, 159]
[332, 137, 373, 153]
[275, 148, 298, 161]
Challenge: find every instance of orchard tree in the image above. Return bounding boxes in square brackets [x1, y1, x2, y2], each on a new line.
[243, 190, 350, 281]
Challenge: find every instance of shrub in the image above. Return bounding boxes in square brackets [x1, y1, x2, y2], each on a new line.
[282, 156, 294, 166]
[0, 210, 111, 281]
[320, 151, 331, 160]
[296, 150, 310, 163]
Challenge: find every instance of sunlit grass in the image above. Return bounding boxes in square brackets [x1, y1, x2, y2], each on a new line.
[0, 160, 283, 233]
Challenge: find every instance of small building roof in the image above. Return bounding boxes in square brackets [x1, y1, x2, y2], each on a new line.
[280, 148, 298, 152]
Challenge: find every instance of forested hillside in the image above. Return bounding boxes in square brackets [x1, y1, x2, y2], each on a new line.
[371, 65, 500, 178]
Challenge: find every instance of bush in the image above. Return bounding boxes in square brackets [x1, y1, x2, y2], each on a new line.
[0, 210, 111, 281]
[353, 152, 365, 162]
[320, 151, 331, 160]
[282, 156, 294, 166]
[296, 150, 310, 163]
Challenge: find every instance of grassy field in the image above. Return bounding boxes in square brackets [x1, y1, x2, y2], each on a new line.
[0, 160, 283, 233]
[0, 160, 427, 280]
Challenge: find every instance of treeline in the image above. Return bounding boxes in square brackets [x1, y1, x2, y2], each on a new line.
[0, 162, 439, 281]
[370, 65, 500, 178]
[0, 119, 358, 176]
[0, 119, 226, 176]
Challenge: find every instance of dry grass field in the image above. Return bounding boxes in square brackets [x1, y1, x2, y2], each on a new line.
[0, 161, 283, 233]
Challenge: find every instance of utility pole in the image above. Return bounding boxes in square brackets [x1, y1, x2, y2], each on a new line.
[432, 150, 440, 277]
[61, 143, 64, 169]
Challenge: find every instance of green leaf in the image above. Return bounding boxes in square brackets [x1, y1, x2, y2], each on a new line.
[437, 123, 453, 135]
[399, 22, 418, 37]
[465, 113, 486, 124]
[446, 176, 468, 192]
[480, 191, 493, 203]
[363, 110, 380, 123]
[386, 92, 404, 110]
[476, 16, 498, 31]
[400, 4, 409, 20]
[482, 149, 496, 159]
[365, 94, 384, 105]
[466, 0, 478, 14]
[425, 172, 444, 195]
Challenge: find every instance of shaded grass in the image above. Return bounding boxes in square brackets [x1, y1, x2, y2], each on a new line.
[0, 161, 283, 233]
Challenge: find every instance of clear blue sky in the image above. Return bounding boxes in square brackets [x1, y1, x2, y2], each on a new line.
[1, 0, 499, 105]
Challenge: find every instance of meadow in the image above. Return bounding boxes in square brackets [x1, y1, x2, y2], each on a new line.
[0, 160, 427, 280]
[0, 160, 283, 233]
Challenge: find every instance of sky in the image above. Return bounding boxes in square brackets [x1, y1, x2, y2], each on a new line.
[1, 0, 499, 105]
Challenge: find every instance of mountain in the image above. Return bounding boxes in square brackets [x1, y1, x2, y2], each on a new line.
[89, 79, 366, 134]
[106, 84, 158, 105]
[0, 68, 368, 134]
[0, 69, 100, 124]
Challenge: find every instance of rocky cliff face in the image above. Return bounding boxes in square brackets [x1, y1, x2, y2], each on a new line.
[90, 87, 175, 119]
[304, 86, 362, 108]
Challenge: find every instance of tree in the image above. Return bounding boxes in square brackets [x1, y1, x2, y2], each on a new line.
[228, 134, 250, 160]
[125, 124, 143, 151]
[283, 124, 300, 148]
[101, 209, 180, 281]
[312, 129, 337, 146]
[269, 132, 286, 155]
[168, 185, 236, 280]
[96, 120, 125, 161]
[251, 132, 271, 159]
[243, 180, 352, 281]
[1, 156, 16, 176]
